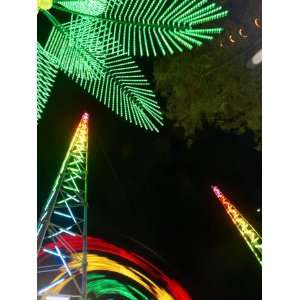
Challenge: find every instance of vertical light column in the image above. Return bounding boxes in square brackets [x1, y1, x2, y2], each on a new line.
[37, 113, 89, 299]
[211, 185, 262, 265]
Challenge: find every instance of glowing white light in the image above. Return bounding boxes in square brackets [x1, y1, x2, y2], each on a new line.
[46, 296, 70, 300]
[251, 49, 262, 65]
[38, 278, 65, 295]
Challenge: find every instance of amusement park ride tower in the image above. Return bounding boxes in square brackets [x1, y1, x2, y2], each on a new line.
[37, 113, 89, 300]
[211, 185, 262, 265]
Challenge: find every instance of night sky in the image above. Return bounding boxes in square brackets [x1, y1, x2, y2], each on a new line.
[38, 1, 261, 299]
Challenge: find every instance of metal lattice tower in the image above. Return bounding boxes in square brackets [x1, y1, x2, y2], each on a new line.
[37, 113, 89, 299]
[211, 185, 262, 265]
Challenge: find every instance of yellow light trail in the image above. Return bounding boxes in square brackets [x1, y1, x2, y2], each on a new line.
[42, 254, 176, 300]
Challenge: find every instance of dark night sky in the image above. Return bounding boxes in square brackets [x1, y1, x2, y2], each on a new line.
[38, 1, 261, 299]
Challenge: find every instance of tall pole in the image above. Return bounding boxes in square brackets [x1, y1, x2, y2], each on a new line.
[211, 185, 262, 265]
[37, 113, 89, 299]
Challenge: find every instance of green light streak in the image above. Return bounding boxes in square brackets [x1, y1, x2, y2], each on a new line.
[87, 273, 150, 300]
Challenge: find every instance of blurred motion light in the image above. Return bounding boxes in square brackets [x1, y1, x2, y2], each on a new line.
[252, 49, 262, 65]
[247, 49, 262, 69]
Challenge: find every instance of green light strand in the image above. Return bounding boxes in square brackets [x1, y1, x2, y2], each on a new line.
[37, 42, 58, 121]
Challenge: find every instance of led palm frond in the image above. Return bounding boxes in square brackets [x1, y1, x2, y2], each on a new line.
[77, 52, 163, 131]
[44, 15, 109, 81]
[53, 0, 228, 57]
[45, 15, 163, 131]
[38, 0, 228, 128]
[37, 113, 89, 298]
[37, 42, 58, 121]
[211, 186, 262, 265]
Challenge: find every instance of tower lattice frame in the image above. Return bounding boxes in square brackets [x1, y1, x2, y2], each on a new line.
[37, 113, 89, 299]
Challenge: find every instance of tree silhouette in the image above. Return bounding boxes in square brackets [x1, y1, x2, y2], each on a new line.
[154, 42, 261, 148]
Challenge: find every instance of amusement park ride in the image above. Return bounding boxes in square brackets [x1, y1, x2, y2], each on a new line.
[38, 113, 89, 300]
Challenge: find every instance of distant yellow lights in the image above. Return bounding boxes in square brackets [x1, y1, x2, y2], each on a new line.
[238, 28, 248, 38]
[254, 18, 261, 28]
[228, 35, 236, 43]
[220, 17, 261, 48]
[38, 0, 53, 10]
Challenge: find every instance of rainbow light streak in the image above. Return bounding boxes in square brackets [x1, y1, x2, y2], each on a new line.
[38, 235, 192, 300]
[211, 186, 262, 265]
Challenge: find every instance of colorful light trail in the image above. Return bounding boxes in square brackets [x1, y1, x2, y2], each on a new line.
[211, 185, 262, 265]
[38, 235, 192, 300]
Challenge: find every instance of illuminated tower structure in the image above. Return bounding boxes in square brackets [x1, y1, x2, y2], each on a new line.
[37, 113, 89, 299]
[211, 185, 262, 265]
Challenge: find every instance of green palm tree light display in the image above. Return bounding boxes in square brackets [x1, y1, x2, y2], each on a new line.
[37, 0, 228, 131]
